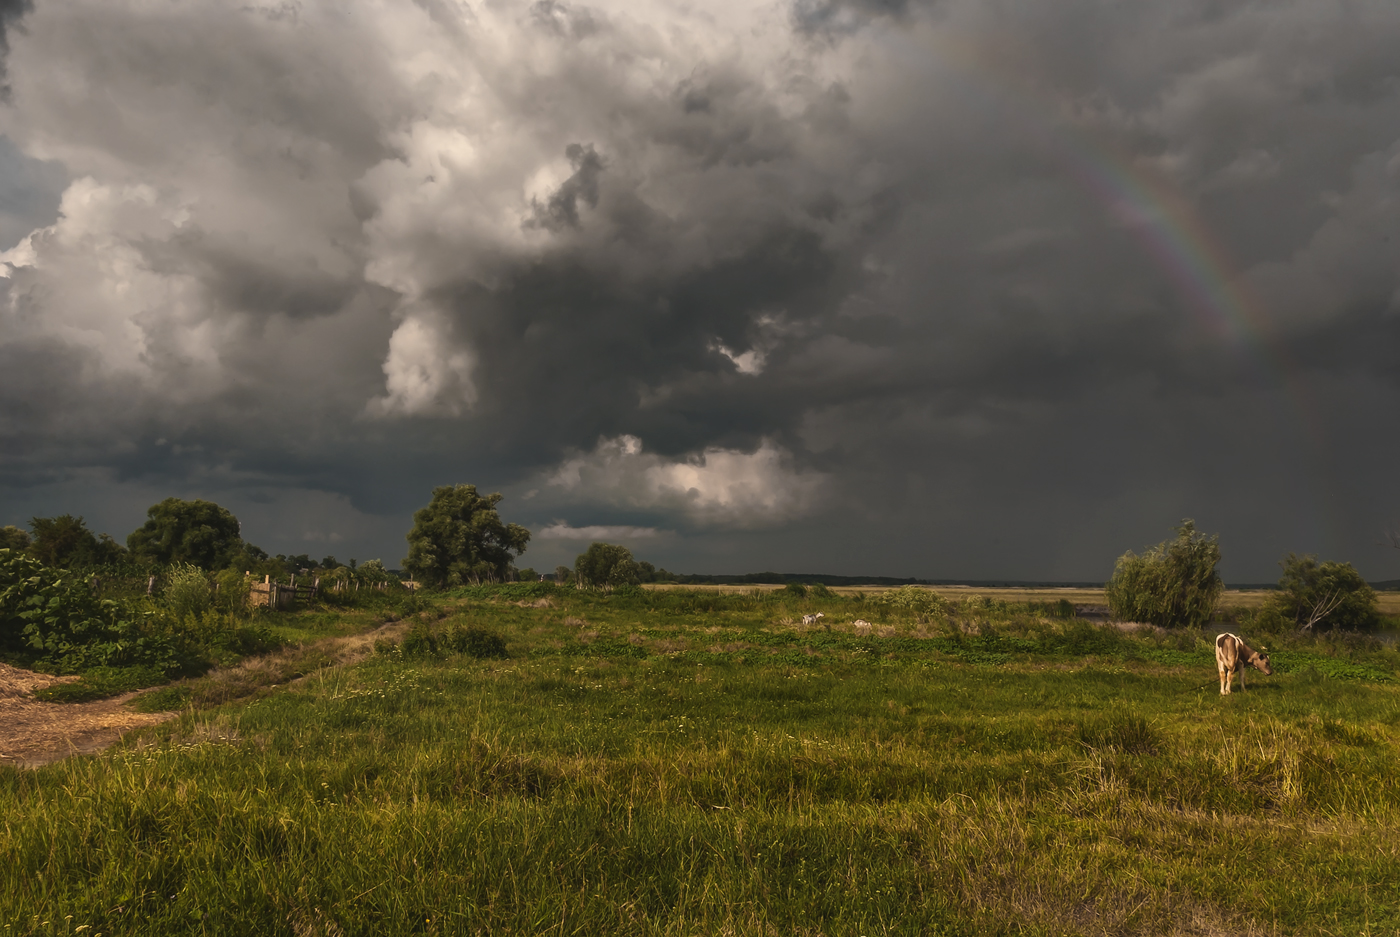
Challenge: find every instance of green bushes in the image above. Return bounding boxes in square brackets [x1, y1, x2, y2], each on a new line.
[874, 585, 949, 621]
[0, 548, 201, 675]
[1105, 520, 1223, 628]
[380, 622, 509, 661]
[1267, 554, 1377, 632]
[164, 563, 213, 621]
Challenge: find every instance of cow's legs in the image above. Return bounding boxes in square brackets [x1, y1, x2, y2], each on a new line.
[1219, 668, 1229, 695]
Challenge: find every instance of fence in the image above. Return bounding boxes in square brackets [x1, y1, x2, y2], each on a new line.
[248, 574, 318, 611]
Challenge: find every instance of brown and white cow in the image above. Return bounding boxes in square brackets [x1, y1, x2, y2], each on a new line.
[1215, 632, 1272, 695]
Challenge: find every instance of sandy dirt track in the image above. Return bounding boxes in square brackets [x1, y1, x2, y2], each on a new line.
[0, 663, 177, 768]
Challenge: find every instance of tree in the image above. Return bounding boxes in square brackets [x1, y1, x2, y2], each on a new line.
[1268, 553, 1376, 632]
[553, 565, 574, 585]
[127, 498, 245, 569]
[1105, 519, 1223, 628]
[0, 526, 30, 552]
[27, 515, 125, 568]
[402, 485, 530, 588]
[574, 542, 640, 591]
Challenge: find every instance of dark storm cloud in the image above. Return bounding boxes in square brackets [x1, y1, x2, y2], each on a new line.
[0, 0, 31, 97]
[1, 0, 1398, 579]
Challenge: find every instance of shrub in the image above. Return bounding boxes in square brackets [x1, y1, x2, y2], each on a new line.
[446, 625, 508, 659]
[164, 563, 213, 621]
[214, 568, 252, 613]
[399, 623, 440, 659]
[874, 585, 949, 620]
[1105, 520, 1222, 629]
[0, 548, 199, 674]
[784, 582, 808, 598]
[1267, 554, 1377, 632]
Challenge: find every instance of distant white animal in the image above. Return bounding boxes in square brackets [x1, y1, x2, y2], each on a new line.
[852, 619, 872, 636]
[1215, 632, 1272, 695]
[801, 612, 825, 625]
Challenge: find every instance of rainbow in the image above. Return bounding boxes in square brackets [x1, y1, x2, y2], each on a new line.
[885, 27, 1340, 552]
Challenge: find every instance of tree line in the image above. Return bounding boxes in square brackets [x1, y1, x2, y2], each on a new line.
[1, 499, 393, 583]
[3, 487, 1386, 633]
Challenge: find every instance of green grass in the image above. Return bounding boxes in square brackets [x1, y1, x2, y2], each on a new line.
[4, 586, 1399, 935]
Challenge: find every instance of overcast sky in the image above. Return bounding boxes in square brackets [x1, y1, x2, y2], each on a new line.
[1, 0, 1398, 582]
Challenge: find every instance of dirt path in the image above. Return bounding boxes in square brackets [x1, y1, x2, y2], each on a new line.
[0, 663, 177, 768]
[0, 619, 417, 769]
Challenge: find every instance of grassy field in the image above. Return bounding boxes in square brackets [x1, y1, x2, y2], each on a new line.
[3, 585, 1399, 936]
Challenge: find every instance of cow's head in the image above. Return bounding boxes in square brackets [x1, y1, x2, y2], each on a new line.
[1251, 649, 1273, 676]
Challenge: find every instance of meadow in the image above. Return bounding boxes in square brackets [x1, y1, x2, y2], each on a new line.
[3, 584, 1399, 936]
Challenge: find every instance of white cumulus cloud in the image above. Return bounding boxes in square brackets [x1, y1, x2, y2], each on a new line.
[547, 435, 828, 528]
[537, 523, 663, 540]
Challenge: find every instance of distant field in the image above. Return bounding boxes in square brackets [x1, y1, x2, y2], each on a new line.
[644, 582, 1110, 605]
[646, 582, 1400, 616]
[4, 583, 1399, 935]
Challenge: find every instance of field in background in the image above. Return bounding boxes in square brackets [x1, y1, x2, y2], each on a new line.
[4, 584, 1399, 936]
[645, 582, 1400, 616]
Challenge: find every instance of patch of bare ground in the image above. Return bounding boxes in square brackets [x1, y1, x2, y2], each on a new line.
[0, 663, 176, 769]
[0, 620, 417, 769]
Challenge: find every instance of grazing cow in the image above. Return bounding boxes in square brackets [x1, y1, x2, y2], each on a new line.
[801, 612, 825, 625]
[1215, 632, 1272, 695]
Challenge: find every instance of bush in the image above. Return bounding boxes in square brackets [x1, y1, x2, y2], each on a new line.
[1267, 554, 1377, 632]
[875, 585, 948, 617]
[1105, 520, 1222, 628]
[0, 548, 199, 674]
[446, 625, 508, 659]
[214, 568, 252, 613]
[784, 582, 808, 598]
[399, 623, 440, 659]
[164, 563, 213, 621]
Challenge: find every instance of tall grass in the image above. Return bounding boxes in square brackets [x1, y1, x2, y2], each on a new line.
[4, 587, 1399, 935]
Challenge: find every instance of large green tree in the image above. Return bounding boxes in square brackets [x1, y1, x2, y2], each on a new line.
[0, 526, 30, 552]
[403, 485, 530, 588]
[1269, 553, 1377, 632]
[27, 515, 126, 568]
[574, 542, 640, 592]
[127, 498, 245, 569]
[1105, 519, 1223, 628]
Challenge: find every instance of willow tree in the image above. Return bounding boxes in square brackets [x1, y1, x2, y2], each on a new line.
[573, 542, 639, 591]
[1105, 519, 1223, 628]
[403, 485, 530, 588]
[127, 499, 243, 569]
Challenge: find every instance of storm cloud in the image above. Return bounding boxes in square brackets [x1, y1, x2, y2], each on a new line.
[1, 0, 1398, 581]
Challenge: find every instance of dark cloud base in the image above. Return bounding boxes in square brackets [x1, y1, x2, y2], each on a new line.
[1, 0, 1398, 582]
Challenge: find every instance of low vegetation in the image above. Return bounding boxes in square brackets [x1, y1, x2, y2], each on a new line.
[3, 582, 1399, 935]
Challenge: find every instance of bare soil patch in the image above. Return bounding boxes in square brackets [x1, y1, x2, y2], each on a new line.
[0, 620, 415, 769]
[0, 663, 176, 769]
